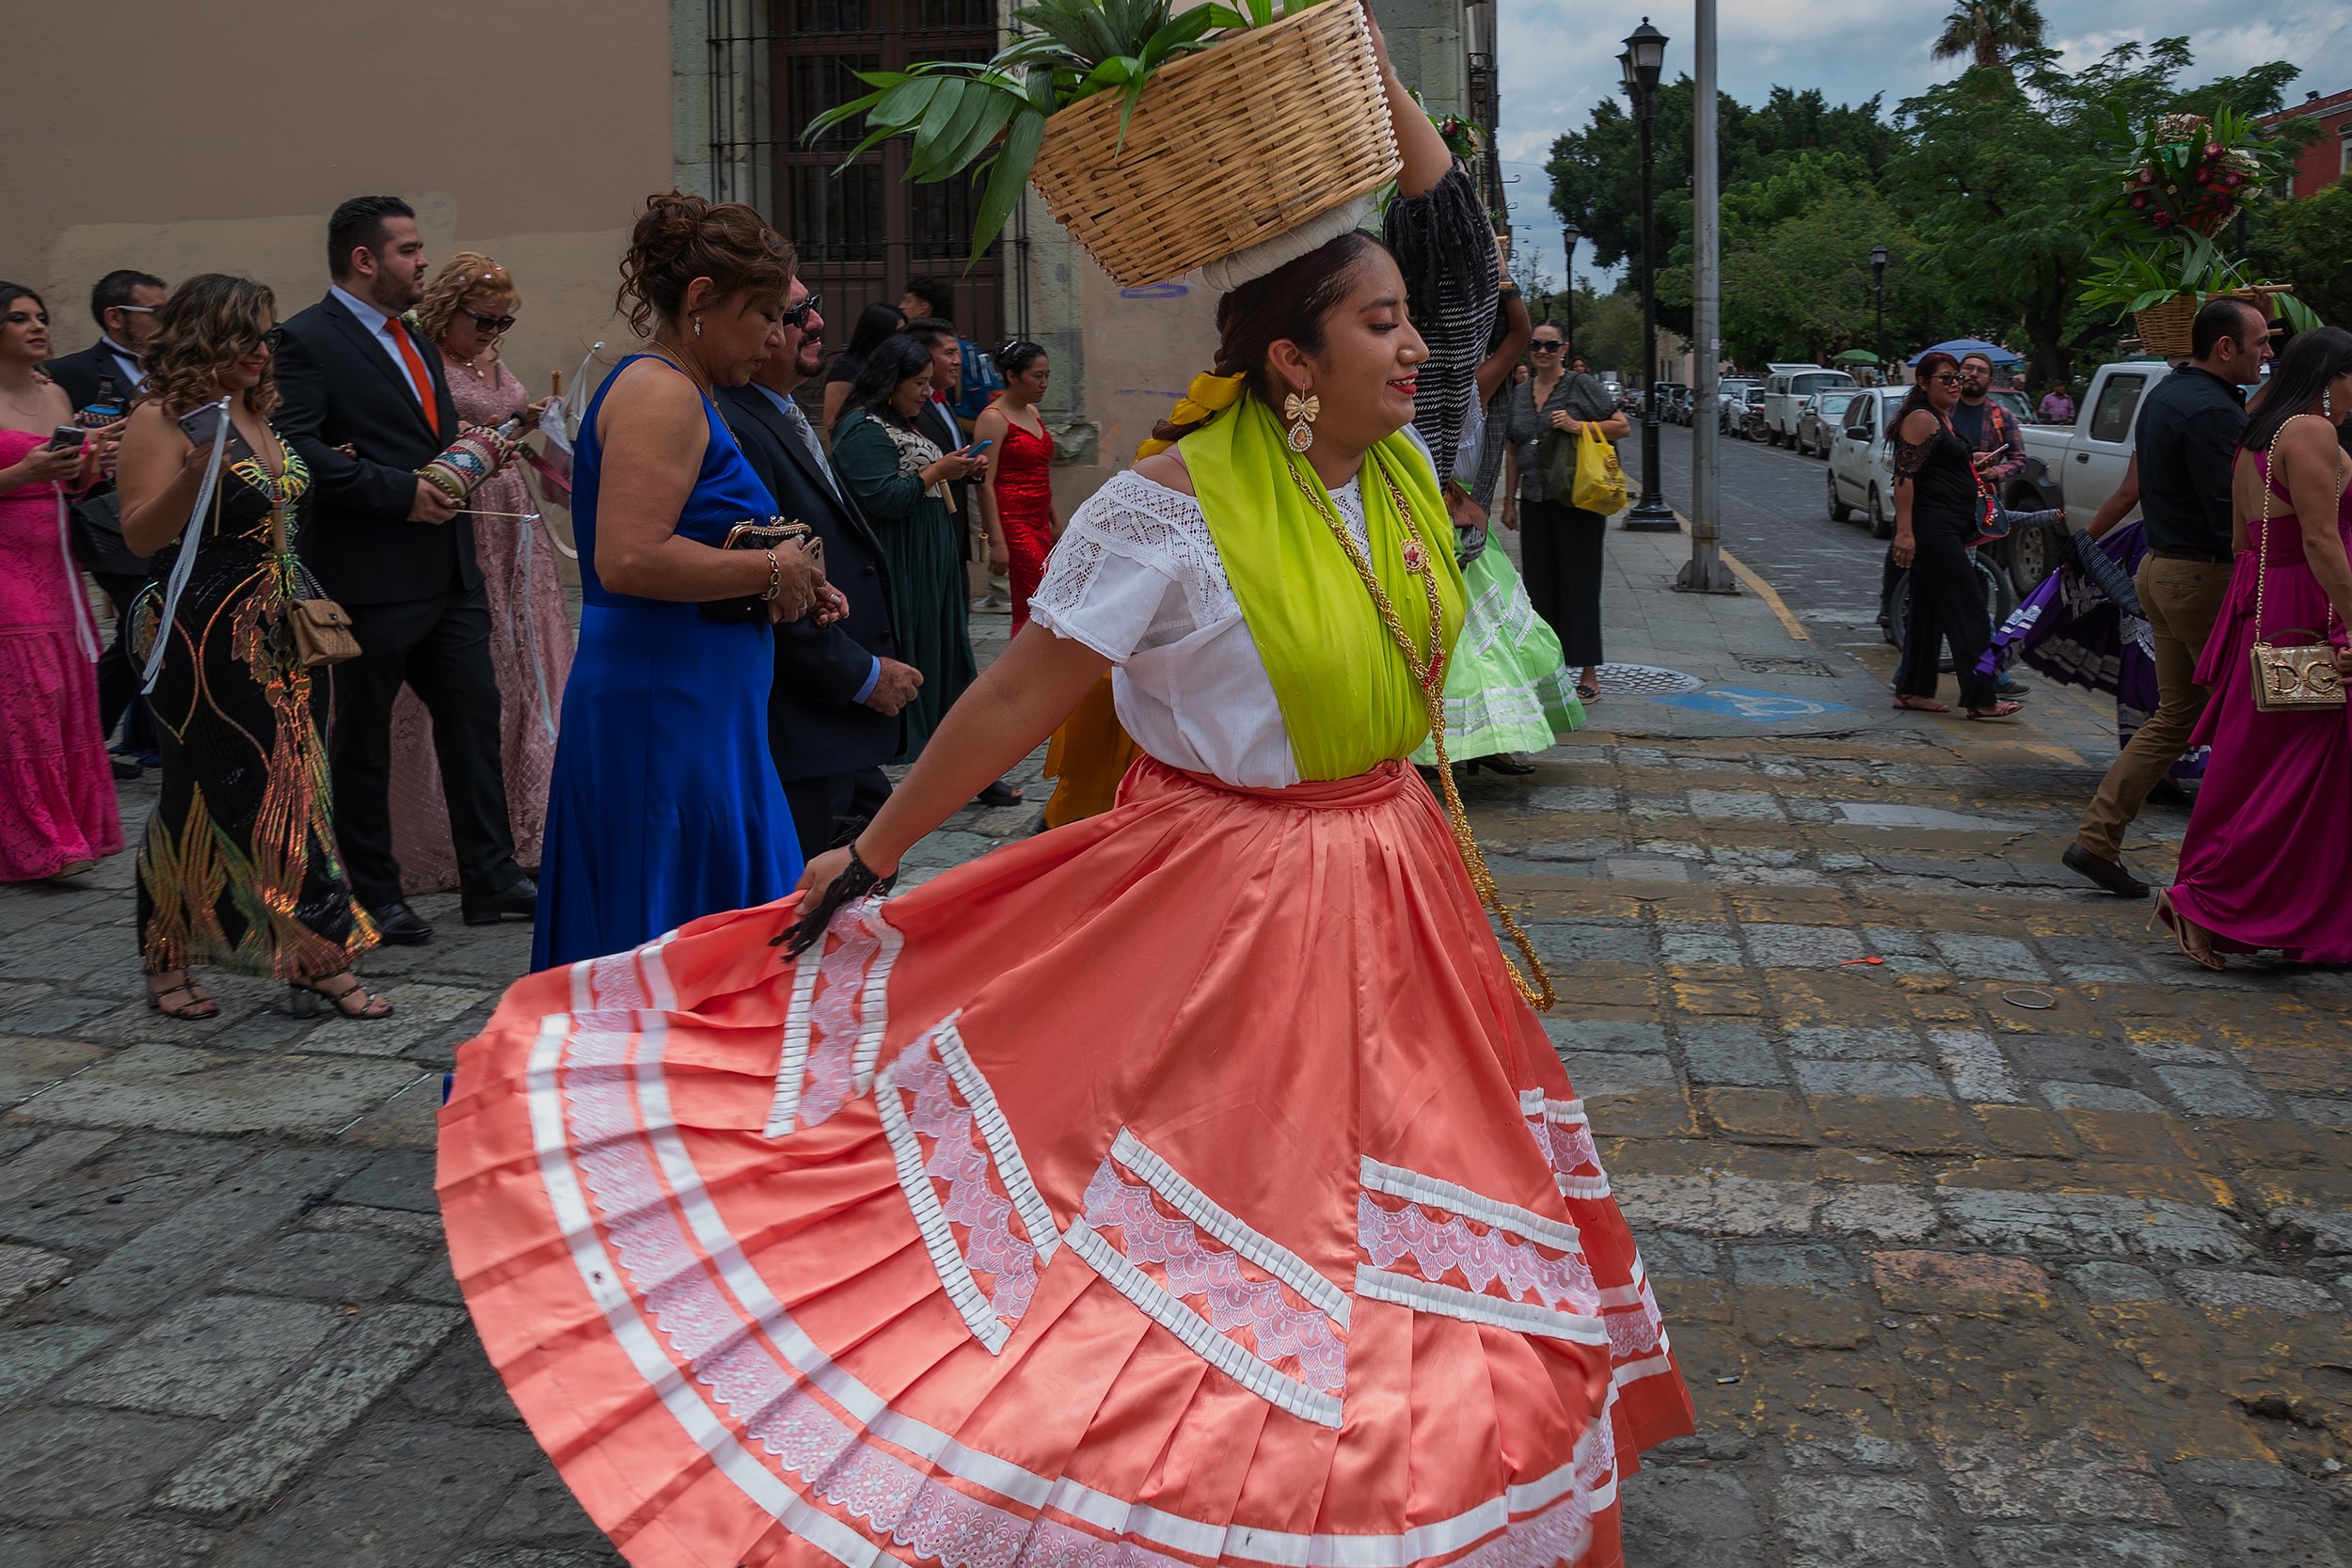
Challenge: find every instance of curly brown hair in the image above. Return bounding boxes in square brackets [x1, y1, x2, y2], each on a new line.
[143, 274, 279, 419]
[615, 192, 795, 337]
[414, 252, 519, 347]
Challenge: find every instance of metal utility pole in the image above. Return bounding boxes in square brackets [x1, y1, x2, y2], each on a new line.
[1677, 0, 1734, 589]
[1620, 20, 1677, 531]
[1562, 222, 1580, 346]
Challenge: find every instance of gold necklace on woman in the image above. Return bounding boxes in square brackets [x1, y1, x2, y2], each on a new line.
[643, 339, 712, 399]
[1282, 451, 1557, 1011]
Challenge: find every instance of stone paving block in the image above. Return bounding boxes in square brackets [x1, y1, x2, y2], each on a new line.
[1812, 1094, 1979, 1156]
[1779, 1024, 1923, 1060]
[1526, 922, 1656, 967]
[0, 1323, 116, 1406]
[1742, 923, 1867, 968]
[1679, 1024, 1783, 1087]
[1931, 1029, 2027, 1103]
[1817, 1185, 1941, 1243]
[17, 1045, 421, 1138]
[1938, 1189, 2252, 1263]
[211, 1415, 541, 1568]
[2285, 1095, 2352, 1129]
[1699, 1088, 1814, 1144]
[46, 1148, 365, 1321]
[0, 1406, 220, 1521]
[1601, 855, 1695, 882]
[1730, 1241, 1855, 1288]
[1794, 1059, 1948, 1100]
[1871, 1250, 2050, 1307]
[1540, 1018, 1669, 1055]
[2222, 1493, 2351, 1566]
[1659, 929, 1741, 966]
[0, 994, 122, 1037]
[0, 1243, 72, 1309]
[1553, 1051, 1678, 1097]
[402, 1252, 467, 1308]
[222, 1231, 424, 1306]
[1614, 1173, 1820, 1238]
[60, 1297, 342, 1418]
[452, 1550, 626, 1568]
[160, 1303, 463, 1517]
[1935, 1430, 2182, 1523]
[331, 1150, 439, 1214]
[2067, 1261, 2169, 1302]
[1971, 1103, 2075, 1158]
[1862, 926, 1935, 958]
[397, 1334, 522, 1426]
[36, 1519, 222, 1567]
[0, 1037, 110, 1111]
[2149, 1065, 2272, 1118]
[1928, 932, 2048, 981]
[0, 1128, 117, 1209]
[1965, 1525, 2199, 1567]
[2040, 1081, 2168, 1116]
[475, 1459, 604, 1544]
[1688, 790, 1787, 822]
[0, 1132, 248, 1253]
[2173, 1270, 2338, 1315]
[1618, 1467, 1760, 1560]
[1634, 1230, 1718, 1278]
[1773, 1475, 1956, 1567]
[1525, 785, 1619, 814]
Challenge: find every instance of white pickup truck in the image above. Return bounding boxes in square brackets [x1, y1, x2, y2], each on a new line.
[1761, 364, 1857, 448]
[2003, 358, 2179, 591]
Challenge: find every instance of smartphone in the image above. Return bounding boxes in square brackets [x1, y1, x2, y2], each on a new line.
[177, 403, 229, 449]
[47, 424, 87, 451]
[965, 439, 993, 458]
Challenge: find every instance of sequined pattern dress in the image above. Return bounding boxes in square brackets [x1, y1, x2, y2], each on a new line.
[135, 435, 376, 977]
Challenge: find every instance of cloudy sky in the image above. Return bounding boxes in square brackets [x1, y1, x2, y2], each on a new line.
[1495, 0, 2351, 291]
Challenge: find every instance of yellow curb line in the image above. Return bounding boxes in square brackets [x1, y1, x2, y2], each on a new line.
[1669, 509, 1810, 643]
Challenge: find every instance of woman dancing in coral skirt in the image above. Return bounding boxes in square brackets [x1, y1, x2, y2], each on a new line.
[437, 22, 1692, 1568]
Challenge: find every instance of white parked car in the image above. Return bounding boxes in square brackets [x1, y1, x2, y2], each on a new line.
[1793, 389, 1864, 457]
[1761, 365, 1857, 447]
[1825, 387, 1905, 539]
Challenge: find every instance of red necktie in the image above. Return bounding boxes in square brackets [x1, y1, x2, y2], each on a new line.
[384, 317, 440, 436]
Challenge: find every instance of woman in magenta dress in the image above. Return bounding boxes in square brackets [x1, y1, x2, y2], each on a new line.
[387, 254, 574, 889]
[2160, 327, 2352, 969]
[0, 281, 120, 882]
[974, 340, 1059, 629]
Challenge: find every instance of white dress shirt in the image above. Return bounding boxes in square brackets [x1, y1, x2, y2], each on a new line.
[329, 284, 428, 408]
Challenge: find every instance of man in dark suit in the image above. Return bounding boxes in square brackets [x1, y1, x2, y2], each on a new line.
[49, 269, 168, 776]
[717, 278, 921, 860]
[274, 197, 533, 943]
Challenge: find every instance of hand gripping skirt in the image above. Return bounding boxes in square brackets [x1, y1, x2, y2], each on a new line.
[437, 757, 1694, 1568]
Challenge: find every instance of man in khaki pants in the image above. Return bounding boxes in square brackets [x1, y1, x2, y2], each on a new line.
[2065, 298, 2273, 896]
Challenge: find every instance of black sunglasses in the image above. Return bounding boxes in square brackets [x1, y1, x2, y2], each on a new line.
[1530, 341, 1566, 352]
[466, 310, 518, 334]
[782, 293, 822, 328]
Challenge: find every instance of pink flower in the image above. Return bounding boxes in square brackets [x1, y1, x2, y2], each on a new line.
[2130, 192, 2151, 209]
[2204, 141, 2223, 156]
[2152, 210, 2174, 229]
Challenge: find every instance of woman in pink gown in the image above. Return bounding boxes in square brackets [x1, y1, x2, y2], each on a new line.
[387, 256, 573, 890]
[2161, 327, 2352, 967]
[0, 281, 120, 881]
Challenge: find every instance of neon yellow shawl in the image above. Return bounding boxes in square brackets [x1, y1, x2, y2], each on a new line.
[1186, 396, 1467, 781]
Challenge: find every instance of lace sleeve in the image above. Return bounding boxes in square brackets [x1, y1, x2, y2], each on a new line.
[1028, 471, 1240, 663]
[1890, 410, 1938, 481]
[1384, 163, 1501, 480]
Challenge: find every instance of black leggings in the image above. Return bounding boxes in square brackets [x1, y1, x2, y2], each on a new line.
[1896, 528, 1996, 708]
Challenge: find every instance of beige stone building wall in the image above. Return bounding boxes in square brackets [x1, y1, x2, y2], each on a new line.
[0, 0, 675, 398]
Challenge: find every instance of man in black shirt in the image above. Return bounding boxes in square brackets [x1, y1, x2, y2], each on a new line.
[2066, 297, 2272, 896]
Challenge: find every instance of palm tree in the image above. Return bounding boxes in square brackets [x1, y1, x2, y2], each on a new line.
[1931, 1, 2046, 72]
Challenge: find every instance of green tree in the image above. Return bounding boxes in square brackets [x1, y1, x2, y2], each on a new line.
[2248, 179, 2352, 327]
[1931, 2, 2047, 73]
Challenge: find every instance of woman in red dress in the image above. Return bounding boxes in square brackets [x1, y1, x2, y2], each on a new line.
[974, 341, 1059, 629]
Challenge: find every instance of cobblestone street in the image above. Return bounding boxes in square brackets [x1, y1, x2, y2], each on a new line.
[3, 519, 2348, 1566]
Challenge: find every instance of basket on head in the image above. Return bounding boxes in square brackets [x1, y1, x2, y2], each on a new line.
[1027, 0, 1401, 289]
[2132, 295, 2198, 360]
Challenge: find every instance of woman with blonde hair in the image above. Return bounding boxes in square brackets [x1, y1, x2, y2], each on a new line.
[385, 252, 574, 891]
[115, 274, 385, 1019]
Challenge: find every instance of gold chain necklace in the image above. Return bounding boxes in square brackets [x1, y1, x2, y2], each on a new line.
[1284, 453, 1557, 1011]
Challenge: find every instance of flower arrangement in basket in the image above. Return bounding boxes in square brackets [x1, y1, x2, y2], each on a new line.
[805, 0, 1400, 287]
[2076, 106, 2317, 356]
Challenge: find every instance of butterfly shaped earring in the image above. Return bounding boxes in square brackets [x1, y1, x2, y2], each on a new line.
[1284, 391, 1321, 453]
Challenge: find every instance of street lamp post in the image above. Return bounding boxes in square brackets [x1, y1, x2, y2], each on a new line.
[1620, 18, 1677, 531]
[1561, 221, 1580, 346]
[1870, 244, 1889, 379]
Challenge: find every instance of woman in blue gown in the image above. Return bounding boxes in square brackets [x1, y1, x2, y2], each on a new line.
[532, 195, 834, 970]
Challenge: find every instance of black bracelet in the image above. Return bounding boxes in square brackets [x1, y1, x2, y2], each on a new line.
[775, 840, 898, 958]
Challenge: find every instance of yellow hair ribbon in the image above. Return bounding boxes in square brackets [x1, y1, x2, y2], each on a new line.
[1136, 370, 1249, 459]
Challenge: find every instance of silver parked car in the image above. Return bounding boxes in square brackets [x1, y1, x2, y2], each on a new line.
[1793, 389, 1862, 457]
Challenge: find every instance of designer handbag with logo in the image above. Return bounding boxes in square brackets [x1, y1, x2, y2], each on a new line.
[701, 518, 822, 623]
[269, 501, 361, 667]
[2248, 420, 2345, 714]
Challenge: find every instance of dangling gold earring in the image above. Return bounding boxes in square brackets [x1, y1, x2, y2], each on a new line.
[1283, 390, 1321, 453]
[692, 312, 704, 339]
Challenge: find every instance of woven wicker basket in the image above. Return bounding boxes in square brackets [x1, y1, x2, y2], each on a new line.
[1028, 0, 1400, 289]
[2134, 285, 2294, 359]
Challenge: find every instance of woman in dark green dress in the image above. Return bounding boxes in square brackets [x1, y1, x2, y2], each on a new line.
[830, 334, 981, 759]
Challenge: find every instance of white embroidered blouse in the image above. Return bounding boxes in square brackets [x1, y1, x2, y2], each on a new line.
[1028, 467, 1376, 789]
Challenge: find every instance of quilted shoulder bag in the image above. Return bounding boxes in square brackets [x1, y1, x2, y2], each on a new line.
[269, 500, 361, 668]
[2248, 419, 2345, 714]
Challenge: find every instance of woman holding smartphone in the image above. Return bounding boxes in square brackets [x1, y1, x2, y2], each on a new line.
[115, 275, 385, 1020]
[0, 281, 122, 882]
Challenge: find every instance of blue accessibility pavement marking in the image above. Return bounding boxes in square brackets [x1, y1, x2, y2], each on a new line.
[1649, 686, 1855, 722]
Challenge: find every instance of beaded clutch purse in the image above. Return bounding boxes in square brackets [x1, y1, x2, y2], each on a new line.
[701, 519, 822, 624]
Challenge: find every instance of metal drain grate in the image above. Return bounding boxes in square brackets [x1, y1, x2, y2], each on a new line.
[1736, 654, 1835, 677]
[1595, 662, 1703, 694]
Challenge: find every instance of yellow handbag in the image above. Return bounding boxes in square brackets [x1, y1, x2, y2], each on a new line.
[1570, 420, 1629, 516]
[2248, 420, 2345, 715]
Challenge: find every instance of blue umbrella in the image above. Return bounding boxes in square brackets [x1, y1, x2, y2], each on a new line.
[1909, 338, 2023, 366]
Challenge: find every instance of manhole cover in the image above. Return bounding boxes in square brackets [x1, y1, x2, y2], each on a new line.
[1596, 662, 1703, 694]
[1737, 654, 1835, 677]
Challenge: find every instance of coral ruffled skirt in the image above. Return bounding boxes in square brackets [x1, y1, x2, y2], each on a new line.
[438, 757, 1692, 1568]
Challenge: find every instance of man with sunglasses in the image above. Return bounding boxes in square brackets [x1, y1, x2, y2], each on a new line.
[48, 269, 168, 779]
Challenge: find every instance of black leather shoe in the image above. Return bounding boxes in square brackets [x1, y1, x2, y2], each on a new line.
[370, 900, 435, 944]
[462, 875, 539, 927]
[2061, 844, 2149, 899]
[974, 781, 1024, 808]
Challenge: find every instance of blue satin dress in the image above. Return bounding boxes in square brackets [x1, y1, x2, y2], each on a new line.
[532, 355, 803, 971]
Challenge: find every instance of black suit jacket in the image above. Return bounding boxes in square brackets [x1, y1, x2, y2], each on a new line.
[274, 293, 476, 605]
[716, 384, 905, 780]
[45, 342, 148, 577]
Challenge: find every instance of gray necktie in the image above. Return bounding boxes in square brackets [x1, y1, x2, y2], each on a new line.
[778, 400, 840, 503]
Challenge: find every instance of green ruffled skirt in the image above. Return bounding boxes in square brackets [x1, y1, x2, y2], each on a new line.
[1411, 543, 1585, 767]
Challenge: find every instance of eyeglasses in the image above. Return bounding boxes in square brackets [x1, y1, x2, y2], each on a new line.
[5, 310, 50, 326]
[114, 305, 157, 317]
[1530, 341, 1566, 353]
[1931, 372, 1961, 385]
[465, 310, 517, 334]
[782, 293, 823, 328]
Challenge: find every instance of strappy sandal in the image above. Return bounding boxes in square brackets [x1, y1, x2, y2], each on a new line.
[2150, 890, 2226, 973]
[1575, 682, 1601, 704]
[145, 972, 220, 1021]
[288, 971, 394, 1021]
[1964, 701, 2024, 721]
[1892, 695, 1950, 712]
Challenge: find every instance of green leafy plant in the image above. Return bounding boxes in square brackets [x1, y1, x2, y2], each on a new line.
[806, 0, 1317, 263]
